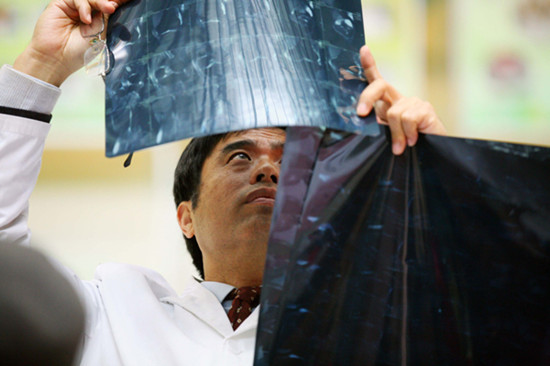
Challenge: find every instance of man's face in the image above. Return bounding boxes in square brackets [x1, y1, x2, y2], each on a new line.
[177, 128, 286, 285]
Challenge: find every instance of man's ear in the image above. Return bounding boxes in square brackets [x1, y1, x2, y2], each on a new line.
[177, 201, 195, 239]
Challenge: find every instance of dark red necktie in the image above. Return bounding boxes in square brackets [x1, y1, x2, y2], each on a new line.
[226, 286, 261, 330]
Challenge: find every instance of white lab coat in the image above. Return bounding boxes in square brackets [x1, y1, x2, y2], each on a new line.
[76, 263, 258, 365]
[0, 66, 258, 365]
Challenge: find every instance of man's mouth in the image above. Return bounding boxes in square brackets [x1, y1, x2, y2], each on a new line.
[245, 187, 277, 206]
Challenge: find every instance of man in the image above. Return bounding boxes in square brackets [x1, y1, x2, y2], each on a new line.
[0, 0, 445, 364]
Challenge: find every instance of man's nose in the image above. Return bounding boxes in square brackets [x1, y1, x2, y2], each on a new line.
[252, 160, 279, 184]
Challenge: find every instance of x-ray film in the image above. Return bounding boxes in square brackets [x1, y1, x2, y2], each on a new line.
[256, 127, 550, 365]
[105, 0, 369, 157]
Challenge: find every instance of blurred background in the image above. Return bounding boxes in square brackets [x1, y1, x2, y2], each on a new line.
[1, 0, 548, 293]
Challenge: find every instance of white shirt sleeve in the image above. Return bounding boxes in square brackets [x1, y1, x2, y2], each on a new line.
[0, 66, 110, 359]
[0, 65, 58, 246]
[0, 65, 61, 113]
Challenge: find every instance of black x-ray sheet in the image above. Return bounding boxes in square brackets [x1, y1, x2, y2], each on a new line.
[256, 126, 550, 365]
[104, 0, 367, 157]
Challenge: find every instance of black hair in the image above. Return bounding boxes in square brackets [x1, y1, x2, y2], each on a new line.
[173, 133, 229, 279]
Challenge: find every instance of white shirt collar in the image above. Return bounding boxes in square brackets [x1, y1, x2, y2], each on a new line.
[200, 281, 235, 303]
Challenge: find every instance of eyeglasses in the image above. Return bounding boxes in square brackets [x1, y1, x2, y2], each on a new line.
[82, 13, 110, 77]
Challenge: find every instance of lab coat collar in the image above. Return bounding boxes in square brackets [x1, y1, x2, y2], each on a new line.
[162, 278, 260, 338]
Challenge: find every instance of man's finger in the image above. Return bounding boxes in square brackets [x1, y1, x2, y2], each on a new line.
[359, 45, 383, 83]
[388, 120, 407, 155]
[74, 0, 121, 23]
[401, 113, 421, 147]
[373, 100, 390, 124]
[356, 79, 400, 117]
[74, 0, 93, 24]
[98, 0, 122, 14]
[386, 102, 409, 155]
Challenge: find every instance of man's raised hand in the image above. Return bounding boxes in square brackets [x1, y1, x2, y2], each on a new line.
[13, 0, 130, 86]
[356, 45, 446, 155]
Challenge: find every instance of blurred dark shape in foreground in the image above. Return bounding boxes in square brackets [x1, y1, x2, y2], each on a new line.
[0, 244, 85, 366]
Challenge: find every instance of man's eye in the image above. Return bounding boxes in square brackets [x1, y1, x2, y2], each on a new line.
[228, 152, 251, 162]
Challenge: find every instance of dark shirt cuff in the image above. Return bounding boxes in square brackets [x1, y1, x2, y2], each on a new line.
[0, 106, 52, 123]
